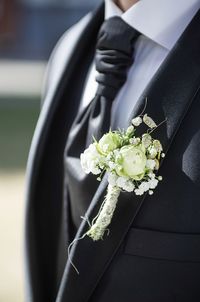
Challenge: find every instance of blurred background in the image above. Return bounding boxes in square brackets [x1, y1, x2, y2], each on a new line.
[0, 0, 100, 301]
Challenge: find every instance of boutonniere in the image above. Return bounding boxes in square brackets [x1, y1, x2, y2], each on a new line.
[80, 112, 165, 241]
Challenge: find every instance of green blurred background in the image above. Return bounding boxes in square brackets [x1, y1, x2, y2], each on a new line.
[0, 0, 100, 301]
[0, 97, 39, 170]
[0, 104, 39, 301]
[0, 81, 41, 301]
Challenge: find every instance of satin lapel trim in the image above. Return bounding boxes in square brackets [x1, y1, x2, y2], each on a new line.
[56, 9, 200, 302]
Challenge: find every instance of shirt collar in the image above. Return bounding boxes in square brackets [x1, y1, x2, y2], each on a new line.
[105, 0, 200, 50]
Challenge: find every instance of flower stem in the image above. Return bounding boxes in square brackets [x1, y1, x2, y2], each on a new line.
[87, 185, 121, 241]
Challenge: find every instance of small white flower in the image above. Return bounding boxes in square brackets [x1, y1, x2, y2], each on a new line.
[142, 133, 152, 148]
[161, 153, 165, 158]
[135, 188, 144, 195]
[80, 143, 102, 175]
[89, 161, 101, 175]
[132, 116, 142, 127]
[148, 172, 155, 179]
[143, 114, 157, 129]
[126, 125, 134, 135]
[146, 159, 156, 170]
[129, 137, 140, 145]
[116, 176, 126, 187]
[149, 190, 154, 195]
[153, 140, 163, 152]
[138, 181, 150, 192]
[148, 178, 158, 189]
[158, 176, 163, 181]
[108, 161, 116, 170]
[123, 180, 135, 192]
[108, 173, 118, 186]
[116, 176, 135, 192]
[99, 162, 105, 169]
[148, 146, 157, 159]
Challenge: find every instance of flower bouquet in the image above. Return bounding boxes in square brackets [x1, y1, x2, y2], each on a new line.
[81, 113, 165, 241]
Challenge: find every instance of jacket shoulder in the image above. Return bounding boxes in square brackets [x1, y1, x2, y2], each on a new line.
[42, 12, 92, 101]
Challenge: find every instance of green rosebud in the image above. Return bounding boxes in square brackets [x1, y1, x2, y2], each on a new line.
[97, 132, 121, 155]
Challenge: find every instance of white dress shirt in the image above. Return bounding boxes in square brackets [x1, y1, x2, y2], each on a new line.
[81, 0, 200, 128]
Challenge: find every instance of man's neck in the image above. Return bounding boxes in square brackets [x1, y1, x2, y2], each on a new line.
[115, 0, 139, 11]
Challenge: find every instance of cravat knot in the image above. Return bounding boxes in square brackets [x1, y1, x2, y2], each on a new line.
[95, 16, 140, 100]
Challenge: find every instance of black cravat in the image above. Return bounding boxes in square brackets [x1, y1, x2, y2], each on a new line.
[64, 17, 140, 232]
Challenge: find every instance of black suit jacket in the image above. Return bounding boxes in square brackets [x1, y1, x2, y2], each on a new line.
[25, 3, 200, 302]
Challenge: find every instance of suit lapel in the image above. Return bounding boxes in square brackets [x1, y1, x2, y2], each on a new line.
[56, 9, 200, 302]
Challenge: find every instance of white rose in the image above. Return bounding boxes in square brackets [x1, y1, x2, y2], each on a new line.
[116, 145, 147, 180]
